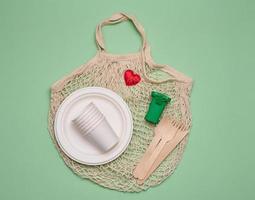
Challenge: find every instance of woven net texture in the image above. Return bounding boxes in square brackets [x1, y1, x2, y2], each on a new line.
[48, 52, 192, 192]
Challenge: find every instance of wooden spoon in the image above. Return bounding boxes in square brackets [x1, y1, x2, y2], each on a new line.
[133, 117, 170, 178]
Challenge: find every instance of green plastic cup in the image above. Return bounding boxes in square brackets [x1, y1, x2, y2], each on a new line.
[145, 91, 171, 124]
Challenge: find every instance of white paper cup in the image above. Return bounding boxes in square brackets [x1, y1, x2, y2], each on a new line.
[73, 102, 119, 152]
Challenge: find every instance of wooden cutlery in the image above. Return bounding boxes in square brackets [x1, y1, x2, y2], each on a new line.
[133, 117, 190, 184]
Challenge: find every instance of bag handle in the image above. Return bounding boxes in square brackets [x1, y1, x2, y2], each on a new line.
[96, 13, 192, 84]
[95, 12, 147, 52]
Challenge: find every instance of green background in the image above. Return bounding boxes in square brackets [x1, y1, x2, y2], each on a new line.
[0, 0, 255, 199]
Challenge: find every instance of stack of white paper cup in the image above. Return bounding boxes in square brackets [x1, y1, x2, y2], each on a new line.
[72, 102, 119, 152]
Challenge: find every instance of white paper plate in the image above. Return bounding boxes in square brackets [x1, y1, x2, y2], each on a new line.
[54, 87, 133, 165]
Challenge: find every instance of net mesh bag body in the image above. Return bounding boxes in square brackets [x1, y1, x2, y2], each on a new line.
[48, 13, 193, 192]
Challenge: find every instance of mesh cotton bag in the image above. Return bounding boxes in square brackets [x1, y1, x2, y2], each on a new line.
[48, 13, 193, 192]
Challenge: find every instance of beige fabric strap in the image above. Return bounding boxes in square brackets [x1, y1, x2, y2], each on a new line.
[96, 12, 147, 52]
[96, 13, 147, 51]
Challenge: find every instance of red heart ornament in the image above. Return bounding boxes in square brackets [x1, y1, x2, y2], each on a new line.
[124, 70, 141, 86]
